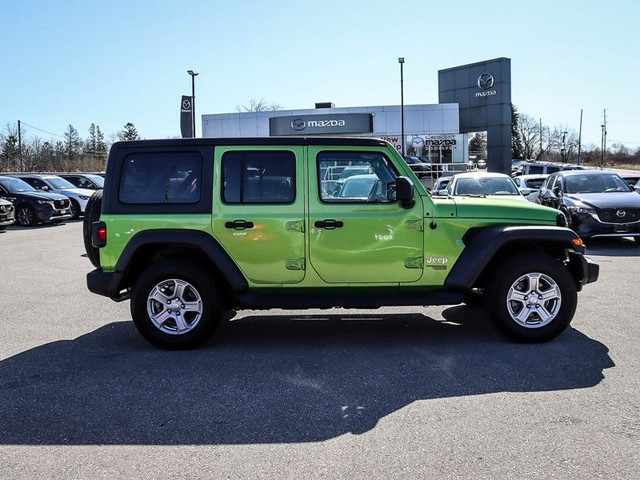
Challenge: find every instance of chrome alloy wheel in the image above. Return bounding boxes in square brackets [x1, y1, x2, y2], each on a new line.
[146, 278, 203, 335]
[506, 272, 562, 328]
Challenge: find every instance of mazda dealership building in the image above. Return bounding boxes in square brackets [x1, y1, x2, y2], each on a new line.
[200, 57, 512, 173]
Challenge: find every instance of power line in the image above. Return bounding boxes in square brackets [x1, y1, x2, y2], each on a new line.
[18, 121, 65, 139]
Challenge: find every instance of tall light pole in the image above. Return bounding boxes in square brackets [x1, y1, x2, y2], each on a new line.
[398, 57, 405, 156]
[187, 70, 199, 137]
[561, 130, 568, 163]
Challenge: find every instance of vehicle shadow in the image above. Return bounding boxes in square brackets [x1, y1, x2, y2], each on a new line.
[0, 308, 613, 445]
[585, 237, 640, 257]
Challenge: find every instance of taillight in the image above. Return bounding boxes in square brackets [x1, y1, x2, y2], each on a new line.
[92, 221, 107, 248]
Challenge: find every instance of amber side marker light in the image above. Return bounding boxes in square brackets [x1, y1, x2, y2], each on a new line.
[572, 238, 584, 247]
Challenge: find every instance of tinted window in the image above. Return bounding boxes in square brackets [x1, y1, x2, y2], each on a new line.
[524, 178, 546, 189]
[119, 152, 202, 204]
[222, 151, 295, 204]
[528, 165, 544, 174]
[318, 151, 398, 203]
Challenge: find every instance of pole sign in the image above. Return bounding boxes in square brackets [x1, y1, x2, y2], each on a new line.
[180, 95, 193, 138]
[438, 57, 512, 173]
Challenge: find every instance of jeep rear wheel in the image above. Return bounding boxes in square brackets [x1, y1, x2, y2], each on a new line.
[131, 262, 223, 349]
[83, 190, 102, 268]
[486, 254, 577, 342]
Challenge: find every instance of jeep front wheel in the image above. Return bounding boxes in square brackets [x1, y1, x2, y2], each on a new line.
[486, 254, 577, 342]
[131, 263, 222, 349]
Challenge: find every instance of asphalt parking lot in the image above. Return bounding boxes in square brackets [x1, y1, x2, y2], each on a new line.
[1, 221, 638, 479]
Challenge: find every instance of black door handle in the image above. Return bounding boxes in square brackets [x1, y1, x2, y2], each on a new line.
[314, 219, 344, 229]
[225, 220, 255, 230]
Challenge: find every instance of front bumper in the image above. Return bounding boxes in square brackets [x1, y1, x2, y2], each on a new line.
[571, 212, 640, 239]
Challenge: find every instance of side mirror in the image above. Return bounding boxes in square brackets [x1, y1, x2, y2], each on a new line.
[395, 176, 415, 208]
[437, 189, 448, 196]
[41, 185, 49, 191]
[552, 186, 561, 196]
[519, 187, 533, 196]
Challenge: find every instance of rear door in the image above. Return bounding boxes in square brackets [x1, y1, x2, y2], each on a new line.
[307, 146, 424, 284]
[212, 146, 306, 285]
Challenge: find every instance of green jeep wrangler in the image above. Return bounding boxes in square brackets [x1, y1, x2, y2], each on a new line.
[85, 137, 598, 349]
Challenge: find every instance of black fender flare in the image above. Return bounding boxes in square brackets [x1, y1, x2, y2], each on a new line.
[115, 229, 248, 292]
[444, 226, 585, 290]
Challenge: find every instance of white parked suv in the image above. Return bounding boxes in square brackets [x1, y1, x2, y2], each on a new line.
[12, 174, 94, 219]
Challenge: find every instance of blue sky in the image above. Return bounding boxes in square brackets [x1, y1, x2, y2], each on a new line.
[1, 0, 639, 150]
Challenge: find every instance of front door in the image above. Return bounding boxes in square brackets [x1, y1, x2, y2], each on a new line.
[307, 146, 424, 284]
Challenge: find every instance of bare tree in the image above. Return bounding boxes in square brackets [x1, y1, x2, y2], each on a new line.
[236, 98, 282, 112]
[515, 114, 541, 160]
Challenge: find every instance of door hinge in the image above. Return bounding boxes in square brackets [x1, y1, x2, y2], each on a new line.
[405, 220, 424, 231]
[286, 258, 306, 270]
[404, 256, 424, 269]
[286, 220, 305, 233]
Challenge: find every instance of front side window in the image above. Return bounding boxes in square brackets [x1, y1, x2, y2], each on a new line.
[119, 152, 202, 204]
[222, 150, 295, 204]
[318, 151, 398, 203]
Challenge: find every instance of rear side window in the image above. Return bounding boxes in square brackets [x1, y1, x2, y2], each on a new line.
[222, 151, 296, 204]
[119, 152, 202, 204]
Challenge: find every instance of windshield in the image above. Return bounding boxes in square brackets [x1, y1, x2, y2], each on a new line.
[0, 177, 37, 193]
[453, 177, 519, 196]
[85, 174, 104, 188]
[46, 177, 77, 190]
[564, 174, 632, 194]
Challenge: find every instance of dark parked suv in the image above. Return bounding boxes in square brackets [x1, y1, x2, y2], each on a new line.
[537, 170, 640, 243]
[0, 176, 72, 226]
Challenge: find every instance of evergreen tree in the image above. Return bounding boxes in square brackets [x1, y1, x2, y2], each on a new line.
[86, 123, 97, 155]
[119, 122, 141, 141]
[96, 126, 107, 156]
[511, 104, 525, 160]
[64, 124, 82, 160]
[0, 134, 19, 171]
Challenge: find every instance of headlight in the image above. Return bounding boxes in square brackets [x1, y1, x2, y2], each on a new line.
[567, 206, 595, 214]
[78, 195, 90, 200]
[36, 200, 51, 205]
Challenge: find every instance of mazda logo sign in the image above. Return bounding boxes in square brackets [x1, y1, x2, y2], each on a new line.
[616, 210, 626, 218]
[182, 99, 191, 109]
[477, 73, 495, 90]
[291, 119, 306, 131]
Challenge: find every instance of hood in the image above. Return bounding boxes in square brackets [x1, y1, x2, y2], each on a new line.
[566, 192, 640, 210]
[53, 187, 95, 197]
[4, 190, 70, 202]
[443, 196, 560, 223]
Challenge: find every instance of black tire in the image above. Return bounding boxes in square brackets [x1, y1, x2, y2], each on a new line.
[130, 262, 222, 349]
[15, 205, 37, 226]
[69, 199, 81, 219]
[83, 190, 103, 268]
[485, 254, 577, 342]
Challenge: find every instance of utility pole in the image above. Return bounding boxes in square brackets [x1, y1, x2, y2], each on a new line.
[561, 131, 568, 163]
[398, 57, 405, 156]
[17, 120, 23, 171]
[600, 109, 607, 169]
[539, 118, 543, 160]
[577, 109, 583, 165]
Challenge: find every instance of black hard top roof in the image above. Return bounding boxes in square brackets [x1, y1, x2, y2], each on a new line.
[111, 136, 389, 149]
